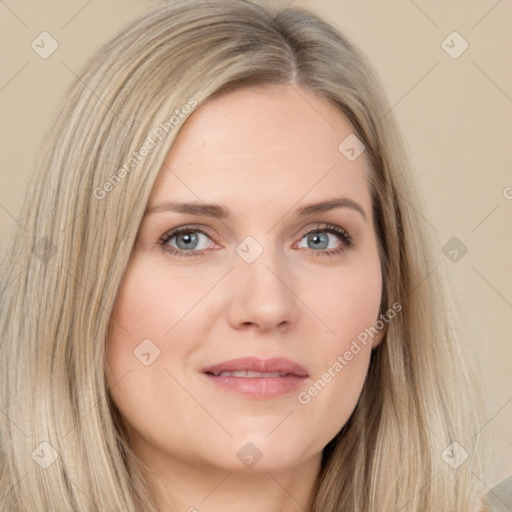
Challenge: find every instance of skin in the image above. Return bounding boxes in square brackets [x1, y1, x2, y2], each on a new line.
[106, 84, 384, 512]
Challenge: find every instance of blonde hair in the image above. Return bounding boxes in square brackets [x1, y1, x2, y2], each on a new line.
[0, 0, 488, 510]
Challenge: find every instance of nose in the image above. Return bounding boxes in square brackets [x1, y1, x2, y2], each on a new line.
[225, 243, 299, 334]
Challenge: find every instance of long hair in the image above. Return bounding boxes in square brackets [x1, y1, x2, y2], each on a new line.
[0, 1, 488, 510]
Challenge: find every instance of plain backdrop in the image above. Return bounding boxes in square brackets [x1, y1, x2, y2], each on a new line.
[0, 0, 510, 491]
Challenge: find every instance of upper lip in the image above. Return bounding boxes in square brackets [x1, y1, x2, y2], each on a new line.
[202, 357, 309, 377]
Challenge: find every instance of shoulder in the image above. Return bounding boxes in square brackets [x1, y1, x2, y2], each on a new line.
[483, 475, 512, 512]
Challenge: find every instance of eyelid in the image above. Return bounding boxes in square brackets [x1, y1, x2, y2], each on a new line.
[158, 224, 216, 246]
[300, 223, 351, 240]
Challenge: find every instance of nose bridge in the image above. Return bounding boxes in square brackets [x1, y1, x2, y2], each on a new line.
[235, 233, 290, 296]
[226, 232, 298, 331]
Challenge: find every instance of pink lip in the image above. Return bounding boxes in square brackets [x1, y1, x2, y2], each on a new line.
[201, 357, 309, 400]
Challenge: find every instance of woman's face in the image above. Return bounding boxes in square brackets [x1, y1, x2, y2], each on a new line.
[106, 84, 384, 475]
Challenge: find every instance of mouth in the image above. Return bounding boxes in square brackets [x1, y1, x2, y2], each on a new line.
[207, 370, 295, 378]
[201, 357, 309, 399]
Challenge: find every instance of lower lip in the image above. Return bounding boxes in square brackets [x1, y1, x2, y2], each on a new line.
[203, 374, 307, 399]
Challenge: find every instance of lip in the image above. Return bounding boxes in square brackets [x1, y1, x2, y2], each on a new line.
[201, 357, 309, 400]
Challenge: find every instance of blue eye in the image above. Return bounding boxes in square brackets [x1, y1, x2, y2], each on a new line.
[159, 225, 213, 257]
[296, 224, 353, 256]
[158, 223, 353, 258]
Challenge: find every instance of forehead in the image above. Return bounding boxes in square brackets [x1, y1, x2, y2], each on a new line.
[149, 84, 371, 216]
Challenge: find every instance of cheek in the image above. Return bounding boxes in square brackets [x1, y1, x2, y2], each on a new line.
[105, 255, 222, 418]
[105, 260, 176, 409]
[307, 256, 382, 344]
[297, 258, 381, 427]
[107, 255, 217, 347]
[105, 264, 184, 446]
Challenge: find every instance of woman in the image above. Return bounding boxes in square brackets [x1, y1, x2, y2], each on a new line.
[0, 0, 491, 510]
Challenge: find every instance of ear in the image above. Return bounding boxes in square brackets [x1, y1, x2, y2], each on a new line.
[371, 300, 402, 348]
[371, 303, 389, 349]
[371, 324, 386, 349]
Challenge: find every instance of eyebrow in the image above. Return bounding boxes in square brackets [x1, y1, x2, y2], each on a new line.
[145, 197, 367, 222]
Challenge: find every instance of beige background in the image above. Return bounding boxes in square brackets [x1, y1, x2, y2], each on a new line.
[1, 0, 510, 491]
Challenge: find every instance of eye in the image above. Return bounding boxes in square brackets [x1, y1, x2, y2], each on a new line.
[295, 224, 353, 256]
[159, 224, 215, 257]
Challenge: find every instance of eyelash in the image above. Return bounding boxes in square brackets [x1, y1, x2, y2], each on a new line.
[158, 223, 354, 258]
